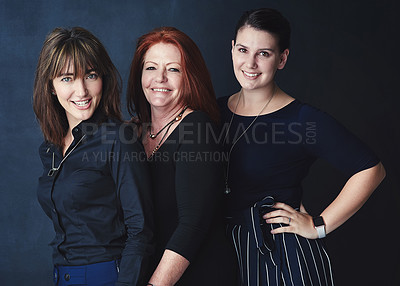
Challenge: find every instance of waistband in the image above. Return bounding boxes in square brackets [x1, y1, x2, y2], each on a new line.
[53, 259, 120, 285]
[226, 196, 276, 223]
[226, 196, 276, 254]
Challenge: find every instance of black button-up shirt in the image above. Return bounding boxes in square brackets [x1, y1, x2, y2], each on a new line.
[37, 114, 153, 285]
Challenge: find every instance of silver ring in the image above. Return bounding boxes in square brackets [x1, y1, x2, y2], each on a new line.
[288, 217, 291, 225]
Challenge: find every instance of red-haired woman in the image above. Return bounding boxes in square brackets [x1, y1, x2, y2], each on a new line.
[33, 27, 153, 285]
[127, 27, 238, 286]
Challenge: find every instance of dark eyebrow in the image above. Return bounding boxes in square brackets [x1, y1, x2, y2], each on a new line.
[235, 43, 248, 49]
[236, 43, 274, 52]
[59, 72, 74, 77]
[257, 48, 274, 52]
[58, 68, 96, 77]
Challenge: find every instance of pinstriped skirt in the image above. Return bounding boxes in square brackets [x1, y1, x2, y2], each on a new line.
[226, 203, 334, 286]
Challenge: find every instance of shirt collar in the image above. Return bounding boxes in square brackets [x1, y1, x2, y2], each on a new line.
[72, 109, 108, 138]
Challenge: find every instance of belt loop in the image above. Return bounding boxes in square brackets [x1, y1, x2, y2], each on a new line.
[115, 258, 120, 273]
[53, 266, 59, 284]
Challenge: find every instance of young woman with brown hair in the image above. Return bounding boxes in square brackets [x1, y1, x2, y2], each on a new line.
[33, 26, 153, 286]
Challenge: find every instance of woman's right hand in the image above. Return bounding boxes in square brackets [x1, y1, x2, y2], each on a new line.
[263, 202, 320, 239]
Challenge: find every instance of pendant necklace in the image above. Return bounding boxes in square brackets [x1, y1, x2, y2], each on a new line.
[223, 86, 276, 194]
[148, 105, 188, 157]
[48, 134, 86, 176]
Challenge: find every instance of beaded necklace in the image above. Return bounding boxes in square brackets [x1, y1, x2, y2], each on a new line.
[148, 105, 188, 157]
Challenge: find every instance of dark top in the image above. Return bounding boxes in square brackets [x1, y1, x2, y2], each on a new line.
[218, 97, 380, 213]
[37, 113, 153, 285]
[145, 111, 238, 285]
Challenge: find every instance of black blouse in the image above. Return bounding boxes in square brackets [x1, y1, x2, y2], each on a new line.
[145, 111, 238, 285]
[36, 114, 153, 285]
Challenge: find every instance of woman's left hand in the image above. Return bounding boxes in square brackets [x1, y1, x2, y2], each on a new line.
[263, 202, 319, 239]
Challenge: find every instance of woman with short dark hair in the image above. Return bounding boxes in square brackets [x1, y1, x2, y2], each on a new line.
[219, 8, 385, 285]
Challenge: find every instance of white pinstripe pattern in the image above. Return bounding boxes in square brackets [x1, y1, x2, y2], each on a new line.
[238, 225, 244, 282]
[295, 249, 306, 286]
[228, 222, 334, 286]
[322, 244, 334, 285]
[232, 225, 244, 282]
[281, 272, 286, 285]
[264, 257, 269, 286]
[268, 225, 277, 267]
[247, 231, 250, 286]
[269, 250, 277, 266]
[281, 230, 295, 285]
[295, 233, 313, 284]
[250, 206, 266, 254]
[306, 238, 322, 285]
[315, 239, 328, 284]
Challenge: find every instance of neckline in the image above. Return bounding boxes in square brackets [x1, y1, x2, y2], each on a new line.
[146, 110, 199, 159]
[226, 97, 298, 118]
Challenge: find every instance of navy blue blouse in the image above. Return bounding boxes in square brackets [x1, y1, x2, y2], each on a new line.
[218, 97, 380, 213]
[36, 113, 153, 285]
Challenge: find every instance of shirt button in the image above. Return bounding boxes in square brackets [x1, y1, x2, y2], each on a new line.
[64, 273, 70, 281]
[73, 128, 79, 133]
[52, 209, 56, 213]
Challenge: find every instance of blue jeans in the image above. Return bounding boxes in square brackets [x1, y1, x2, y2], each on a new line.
[53, 260, 120, 286]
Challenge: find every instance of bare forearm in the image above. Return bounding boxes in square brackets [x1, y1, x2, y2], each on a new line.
[266, 163, 385, 239]
[321, 162, 385, 234]
[148, 249, 190, 286]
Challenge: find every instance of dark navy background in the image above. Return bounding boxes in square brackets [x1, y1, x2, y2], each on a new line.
[1, 0, 399, 285]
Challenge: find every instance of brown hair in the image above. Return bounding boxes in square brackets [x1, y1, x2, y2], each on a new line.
[127, 26, 219, 124]
[33, 27, 122, 147]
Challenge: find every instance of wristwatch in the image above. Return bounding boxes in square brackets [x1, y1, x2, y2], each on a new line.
[313, 216, 326, 238]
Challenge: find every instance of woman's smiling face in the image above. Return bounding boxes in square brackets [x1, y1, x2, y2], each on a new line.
[52, 61, 102, 128]
[232, 26, 288, 91]
[141, 42, 183, 111]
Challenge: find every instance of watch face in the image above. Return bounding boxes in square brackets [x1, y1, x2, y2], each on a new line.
[313, 216, 325, 227]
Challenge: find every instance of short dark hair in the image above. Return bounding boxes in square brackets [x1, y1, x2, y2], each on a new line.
[33, 27, 122, 147]
[234, 8, 291, 52]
